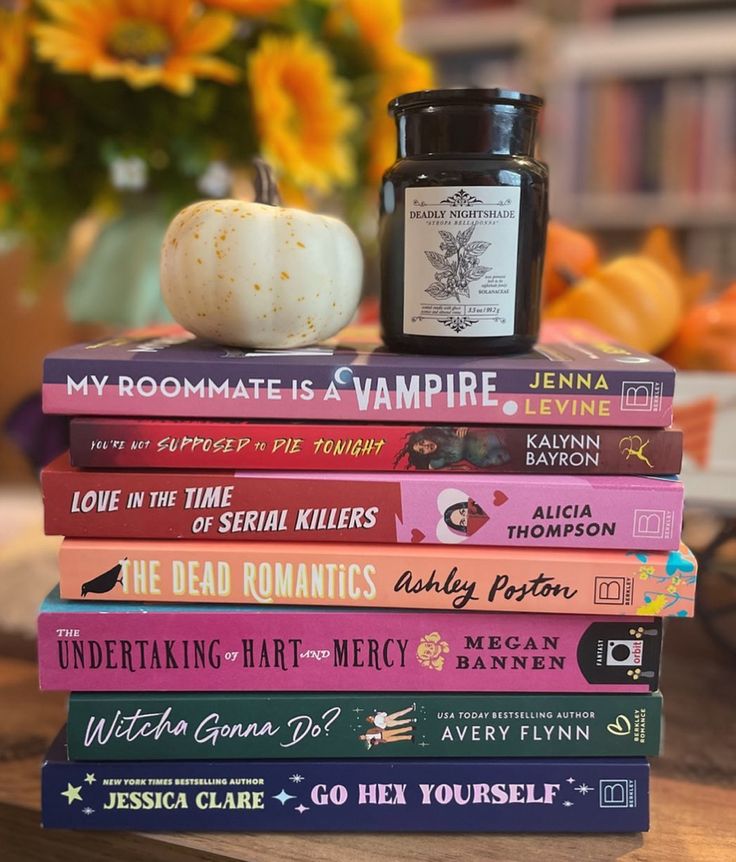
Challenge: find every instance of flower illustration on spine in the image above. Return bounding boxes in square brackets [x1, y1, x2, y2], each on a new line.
[425, 225, 491, 302]
[416, 632, 450, 671]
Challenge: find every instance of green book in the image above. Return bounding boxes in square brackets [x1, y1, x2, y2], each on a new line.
[68, 692, 662, 760]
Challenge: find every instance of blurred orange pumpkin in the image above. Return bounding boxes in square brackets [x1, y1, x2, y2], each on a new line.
[641, 226, 710, 309]
[663, 285, 736, 371]
[542, 221, 600, 304]
[545, 255, 682, 353]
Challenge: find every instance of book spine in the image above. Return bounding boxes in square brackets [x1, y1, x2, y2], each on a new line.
[58, 539, 698, 618]
[66, 692, 663, 760]
[42, 356, 674, 426]
[42, 465, 684, 551]
[69, 418, 684, 474]
[37, 608, 662, 692]
[41, 747, 650, 832]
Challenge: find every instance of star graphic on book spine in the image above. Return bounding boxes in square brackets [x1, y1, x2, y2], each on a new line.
[562, 801, 574, 807]
[289, 774, 304, 784]
[84, 773, 96, 784]
[61, 783, 83, 804]
[295, 804, 310, 814]
[82, 807, 95, 816]
[574, 784, 592, 795]
[566, 777, 576, 784]
[273, 789, 296, 805]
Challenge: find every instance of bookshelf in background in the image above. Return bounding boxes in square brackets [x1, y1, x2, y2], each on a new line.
[403, 3, 550, 92]
[402, 2, 736, 285]
[545, 10, 736, 283]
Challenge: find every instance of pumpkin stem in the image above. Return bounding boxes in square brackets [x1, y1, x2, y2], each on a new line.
[252, 158, 282, 207]
[555, 265, 580, 288]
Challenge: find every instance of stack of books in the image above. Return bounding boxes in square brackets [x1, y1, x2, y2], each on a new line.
[37, 325, 695, 833]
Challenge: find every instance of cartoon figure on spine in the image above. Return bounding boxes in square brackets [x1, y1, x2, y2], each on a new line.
[396, 427, 510, 470]
[359, 704, 417, 748]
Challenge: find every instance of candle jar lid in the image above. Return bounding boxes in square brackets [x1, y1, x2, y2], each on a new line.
[389, 88, 544, 158]
[389, 88, 544, 113]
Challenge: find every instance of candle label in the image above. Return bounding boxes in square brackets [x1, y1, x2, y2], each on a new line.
[403, 185, 521, 338]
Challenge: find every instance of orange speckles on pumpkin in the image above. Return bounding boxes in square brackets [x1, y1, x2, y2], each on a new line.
[197, 258, 203, 265]
[217, 274, 224, 280]
[253, 283, 261, 291]
[219, 233, 227, 242]
[332, 302, 337, 308]
[280, 272, 290, 280]
[229, 277, 235, 283]
[193, 232, 199, 239]
[214, 208, 223, 213]
[296, 241, 305, 248]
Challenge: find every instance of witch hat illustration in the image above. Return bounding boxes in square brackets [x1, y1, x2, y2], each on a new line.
[81, 558, 126, 597]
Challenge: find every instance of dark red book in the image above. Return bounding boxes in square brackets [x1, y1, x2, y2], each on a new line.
[69, 417, 683, 475]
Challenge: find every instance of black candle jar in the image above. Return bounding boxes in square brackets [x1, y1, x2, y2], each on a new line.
[379, 88, 548, 355]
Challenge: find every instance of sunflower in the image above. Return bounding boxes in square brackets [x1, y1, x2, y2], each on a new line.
[327, 0, 402, 66]
[366, 49, 433, 184]
[33, 0, 238, 95]
[201, 0, 292, 14]
[0, 9, 28, 130]
[247, 32, 358, 193]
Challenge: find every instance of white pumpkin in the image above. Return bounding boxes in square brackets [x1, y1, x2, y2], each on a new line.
[160, 198, 363, 348]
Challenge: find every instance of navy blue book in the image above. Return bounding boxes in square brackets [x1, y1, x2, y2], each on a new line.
[42, 730, 649, 832]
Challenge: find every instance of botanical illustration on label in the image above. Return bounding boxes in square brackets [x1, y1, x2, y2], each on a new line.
[403, 186, 521, 337]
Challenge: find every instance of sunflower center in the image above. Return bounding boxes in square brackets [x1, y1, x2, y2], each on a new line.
[108, 20, 172, 64]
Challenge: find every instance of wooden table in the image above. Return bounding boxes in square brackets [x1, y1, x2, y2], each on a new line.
[1, 619, 734, 862]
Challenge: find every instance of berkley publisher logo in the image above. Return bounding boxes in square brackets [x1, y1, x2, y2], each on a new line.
[594, 577, 633, 606]
[599, 779, 637, 809]
[606, 714, 632, 736]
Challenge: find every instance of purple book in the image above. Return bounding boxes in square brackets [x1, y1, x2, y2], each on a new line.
[42, 729, 650, 833]
[42, 328, 675, 426]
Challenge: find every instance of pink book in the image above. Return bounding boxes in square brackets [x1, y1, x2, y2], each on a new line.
[42, 456, 683, 551]
[38, 588, 662, 693]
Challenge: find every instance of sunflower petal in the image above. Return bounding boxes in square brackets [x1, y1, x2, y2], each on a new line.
[178, 12, 234, 55]
[182, 55, 239, 84]
[159, 63, 195, 95]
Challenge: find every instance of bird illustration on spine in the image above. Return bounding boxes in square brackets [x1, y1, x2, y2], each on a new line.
[81, 558, 126, 597]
